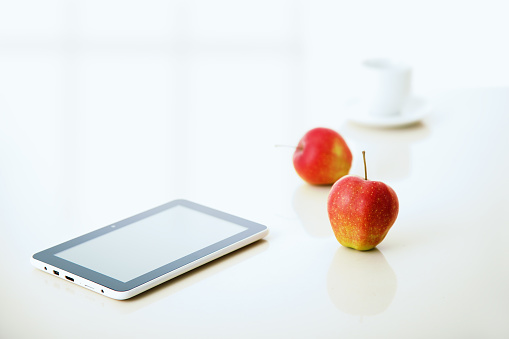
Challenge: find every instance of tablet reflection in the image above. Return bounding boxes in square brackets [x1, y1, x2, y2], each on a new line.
[327, 247, 397, 316]
[43, 239, 269, 313]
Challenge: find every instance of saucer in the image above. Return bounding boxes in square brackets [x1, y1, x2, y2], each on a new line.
[345, 97, 432, 128]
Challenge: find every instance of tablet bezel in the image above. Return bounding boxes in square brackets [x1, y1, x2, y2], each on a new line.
[32, 199, 268, 297]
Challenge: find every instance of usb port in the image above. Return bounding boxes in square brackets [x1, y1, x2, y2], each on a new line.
[53, 270, 59, 276]
[65, 276, 74, 282]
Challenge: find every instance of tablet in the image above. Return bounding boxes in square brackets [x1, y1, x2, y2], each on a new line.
[31, 199, 268, 300]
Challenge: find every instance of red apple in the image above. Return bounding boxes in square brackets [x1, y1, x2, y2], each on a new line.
[293, 127, 352, 185]
[327, 152, 399, 250]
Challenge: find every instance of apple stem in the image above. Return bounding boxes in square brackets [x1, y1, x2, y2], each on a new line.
[362, 151, 368, 180]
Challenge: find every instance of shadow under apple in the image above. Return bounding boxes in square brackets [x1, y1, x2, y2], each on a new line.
[292, 183, 333, 238]
[327, 246, 397, 316]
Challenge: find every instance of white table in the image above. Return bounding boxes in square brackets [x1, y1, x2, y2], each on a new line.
[1, 82, 508, 338]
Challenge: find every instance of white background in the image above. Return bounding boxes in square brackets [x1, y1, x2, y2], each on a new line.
[1, 1, 509, 338]
[1, 0, 508, 230]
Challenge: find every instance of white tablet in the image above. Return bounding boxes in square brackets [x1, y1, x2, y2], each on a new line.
[31, 199, 268, 300]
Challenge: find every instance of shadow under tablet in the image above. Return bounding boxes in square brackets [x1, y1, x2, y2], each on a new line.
[127, 238, 270, 303]
[35, 239, 269, 314]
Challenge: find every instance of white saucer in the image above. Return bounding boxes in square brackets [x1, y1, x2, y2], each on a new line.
[345, 97, 432, 128]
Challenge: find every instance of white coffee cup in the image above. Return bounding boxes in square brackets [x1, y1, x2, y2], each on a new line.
[359, 58, 412, 117]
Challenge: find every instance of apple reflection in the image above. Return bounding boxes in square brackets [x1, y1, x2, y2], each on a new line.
[327, 247, 397, 316]
[292, 184, 333, 238]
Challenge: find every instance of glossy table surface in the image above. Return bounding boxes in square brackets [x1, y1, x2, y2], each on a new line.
[1, 3, 509, 338]
[2, 83, 509, 338]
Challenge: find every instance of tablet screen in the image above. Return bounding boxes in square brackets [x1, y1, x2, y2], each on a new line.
[55, 205, 247, 282]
